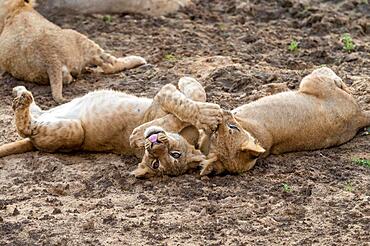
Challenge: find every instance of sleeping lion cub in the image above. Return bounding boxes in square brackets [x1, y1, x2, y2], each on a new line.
[136, 67, 370, 176]
[0, 0, 146, 103]
[0, 77, 222, 177]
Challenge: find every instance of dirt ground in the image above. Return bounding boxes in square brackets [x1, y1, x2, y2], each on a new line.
[1, 0, 369, 245]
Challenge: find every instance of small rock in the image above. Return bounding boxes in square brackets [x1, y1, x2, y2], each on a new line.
[0, 216, 3, 222]
[199, 207, 207, 216]
[52, 208, 62, 214]
[82, 220, 95, 231]
[12, 207, 20, 216]
[344, 53, 359, 62]
[40, 214, 53, 220]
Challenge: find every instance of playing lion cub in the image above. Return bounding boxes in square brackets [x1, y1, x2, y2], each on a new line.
[0, 0, 146, 103]
[134, 67, 370, 176]
[0, 77, 223, 177]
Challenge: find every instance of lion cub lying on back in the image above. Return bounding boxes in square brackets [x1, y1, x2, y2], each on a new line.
[135, 67, 370, 176]
[0, 77, 222, 177]
[0, 0, 146, 102]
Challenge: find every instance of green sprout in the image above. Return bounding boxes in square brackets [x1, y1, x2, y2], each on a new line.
[353, 158, 370, 168]
[282, 183, 292, 192]
[288, 40, 299, 52]
[163, 54, 177, 62]
[342, 34, 356, 52]
[103, 15, 113, 23]
[344, 182, 354, 192]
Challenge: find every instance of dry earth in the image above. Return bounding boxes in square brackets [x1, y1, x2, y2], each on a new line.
[0, 0, 369, 245]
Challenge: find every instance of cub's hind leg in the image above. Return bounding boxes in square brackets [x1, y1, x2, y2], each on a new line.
[76, 33, 146, 74]
[13, 86, 43, 118]
[97, 53, 147, 74]
[12, 89, 84, 153]
[299, 67, 352, 97]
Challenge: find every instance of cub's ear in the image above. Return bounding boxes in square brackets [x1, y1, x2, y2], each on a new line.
[179, 125, 199, 146]
[241, 140, 265, 154]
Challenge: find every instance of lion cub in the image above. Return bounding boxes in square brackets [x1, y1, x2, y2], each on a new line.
[0, 77, 222, 177]
[0, 0, 146, 103]
[143, 67, 370, 176]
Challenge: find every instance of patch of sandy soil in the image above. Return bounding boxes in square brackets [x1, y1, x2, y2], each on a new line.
[0, 0, 369, 245]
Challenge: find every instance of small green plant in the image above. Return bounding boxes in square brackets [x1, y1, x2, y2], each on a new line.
[344, 182, 354, 192]
[353, 158, 370, 168]
[218, 23, 226, 31]
[282, 183, 292, 192]
[342, 33, 356, 52]
[288, 40, 299, 52]
[103, 15, 113, 23]
[362, 0, 368, 5]
[163, 54, 177, 62]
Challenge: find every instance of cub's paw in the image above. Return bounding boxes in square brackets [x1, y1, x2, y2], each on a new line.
[195, 102, 222, 132]
[130, 127, 146, 149]
[119, 56, 147, 69]
[12, 86, 28, 97]
[199, 160, 214, 176]
[12, 91, 33, 111]
[53, 96, 68, 104]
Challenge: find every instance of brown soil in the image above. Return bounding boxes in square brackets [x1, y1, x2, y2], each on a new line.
[1, 0, 369, 245]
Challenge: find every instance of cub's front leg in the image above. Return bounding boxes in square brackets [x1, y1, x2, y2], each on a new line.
[130, 114, 189, 150]
[154, 83, 222, 132]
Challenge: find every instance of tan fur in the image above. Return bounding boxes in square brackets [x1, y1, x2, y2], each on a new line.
[0, 77, 222, 177]
[201, 67, 370, 175]
[145, 68, 370, 176]
[131, 126, 205, 178]
[0, 0, 146, 103]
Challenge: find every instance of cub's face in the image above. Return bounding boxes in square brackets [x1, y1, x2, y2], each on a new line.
[208, 111, 266, 174]
[132, 126, 206, 178]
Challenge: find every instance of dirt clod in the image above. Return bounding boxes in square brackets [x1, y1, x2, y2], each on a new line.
[12, 208, 20, 216]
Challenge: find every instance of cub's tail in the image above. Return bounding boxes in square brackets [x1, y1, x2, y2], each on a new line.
[0, 139, 35, 158]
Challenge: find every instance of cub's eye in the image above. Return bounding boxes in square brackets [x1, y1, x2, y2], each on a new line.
[228, 124, 239, 131]
[151, 159, 160, 169]
[170, 151, 182, 159]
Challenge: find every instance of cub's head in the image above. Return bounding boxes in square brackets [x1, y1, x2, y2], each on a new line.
[132, 126, 206, 178]
[206, 111, 265, 174]
[0, 0, 35, 32]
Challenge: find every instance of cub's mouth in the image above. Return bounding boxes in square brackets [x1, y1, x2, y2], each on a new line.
[144, 126, 167, 150]
[146, 131, 164, 145]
